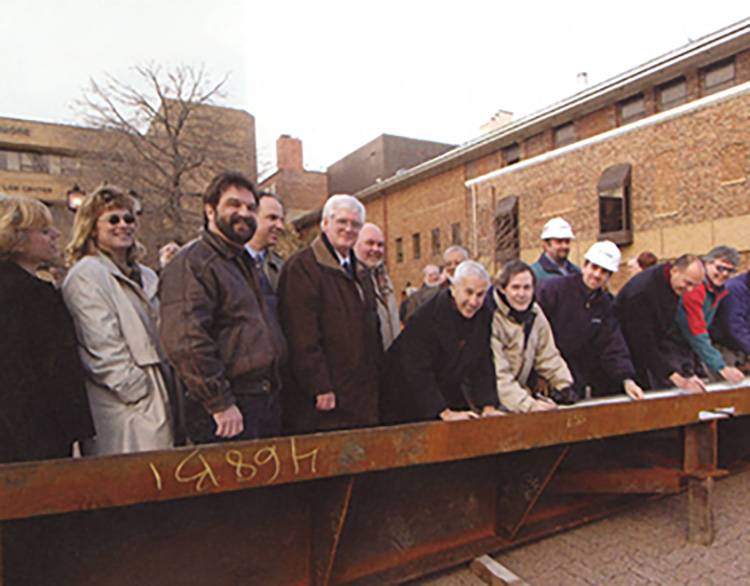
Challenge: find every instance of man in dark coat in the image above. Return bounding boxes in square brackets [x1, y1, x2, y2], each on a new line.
[277, 195, 382, 433]
[537, 241, 643, 401]
[711, 269, 750, 370]
[614, 254, 706, 392]
[382, 261, 503, 423]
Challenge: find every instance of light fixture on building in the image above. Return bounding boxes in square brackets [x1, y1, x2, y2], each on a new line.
[66, 184, 85, 211]
[128, 189, 144, 215]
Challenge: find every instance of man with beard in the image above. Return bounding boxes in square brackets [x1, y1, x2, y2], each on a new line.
[354, 222, 401, 350]
[530, 217, 580, 285]
[160, 171, 286, 443]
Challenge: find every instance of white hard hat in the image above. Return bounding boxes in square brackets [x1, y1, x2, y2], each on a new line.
[541, 217, 575, 240]
[584, 241, 621, 273]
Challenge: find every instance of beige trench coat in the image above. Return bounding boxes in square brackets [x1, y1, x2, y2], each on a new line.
[62, 254, 173, 455]
[491, 289, 573, 413]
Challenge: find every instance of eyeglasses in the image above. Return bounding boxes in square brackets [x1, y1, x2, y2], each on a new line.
[104, 214, 136, 226]
[715, 264, 737, 275]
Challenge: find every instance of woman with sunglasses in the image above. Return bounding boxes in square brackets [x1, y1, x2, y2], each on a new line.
[0, 194, 94, 462]
[62, 184, 173, 455]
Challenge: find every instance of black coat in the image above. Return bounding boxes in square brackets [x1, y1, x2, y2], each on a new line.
[0, 262, 94, 463]
[614, 263, 688, 389]
[537, 273, 635, 396]
[382, 288, 498, 423]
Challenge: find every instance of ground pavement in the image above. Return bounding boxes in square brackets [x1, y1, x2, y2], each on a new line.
[413, 470, 750, 585]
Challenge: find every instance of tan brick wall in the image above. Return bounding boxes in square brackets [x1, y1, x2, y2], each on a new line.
[577, 105, 616, 140]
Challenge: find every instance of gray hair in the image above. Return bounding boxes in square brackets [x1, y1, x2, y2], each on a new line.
[704, 245, 740, 267]
[443, 245, 469, 262]
[452, 260, 490, 287]
[320, 194, 365, 228]
[423, 264, 440, 276]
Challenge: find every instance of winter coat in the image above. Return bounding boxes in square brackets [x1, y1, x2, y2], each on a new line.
[711, 271, 750, 355]
[613, 263, 686, 389]
[491, 289, 573, 413]
[63, 253, 173, 455]
[278, 234, 382, 433]
[0, 262, 94, 463]
[676, 277, 729, 372]
[401, 283, 440, 324]
[357, 262, 401, 350]
[537, 273, 635, 396]
[381, 288, 498, 423]
[160, 230, 286, 416]
[530, 253, 580, 284]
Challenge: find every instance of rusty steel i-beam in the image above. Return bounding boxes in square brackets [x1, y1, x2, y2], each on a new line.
[1, 383, 750, 585]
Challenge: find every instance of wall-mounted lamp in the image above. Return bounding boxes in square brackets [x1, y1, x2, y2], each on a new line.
[66, 184, 85, 211]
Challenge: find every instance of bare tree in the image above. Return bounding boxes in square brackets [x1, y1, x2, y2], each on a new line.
[77, 64, 256, 245]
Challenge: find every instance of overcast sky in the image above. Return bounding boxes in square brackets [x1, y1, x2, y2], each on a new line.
[1, 1, 748, 173]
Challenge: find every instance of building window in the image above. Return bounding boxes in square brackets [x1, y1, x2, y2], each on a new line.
[504, 143, 521, 166]
[395, 237, 404, 263]
[0, 150, 21, 171]
[431, 228, 441, 256]
[598, 163, 633, 245]
[20, 152, 48, 173]
[412, 233, 421, 260]
[61, 157, 82, 175]
[494, 195, 519, 265]
[618, 94, 646, 126]
[553, 122, 575, 149]
[703, 58, 735, 96]
[658, 77, 687, 111]
[451, 222, 462, 245]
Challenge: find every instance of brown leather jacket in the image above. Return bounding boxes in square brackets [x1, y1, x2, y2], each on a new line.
[159, 230, 286, 414]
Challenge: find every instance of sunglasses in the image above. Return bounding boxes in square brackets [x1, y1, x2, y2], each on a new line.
[104, 214, 136, 226]
[715, 264, 737, 275]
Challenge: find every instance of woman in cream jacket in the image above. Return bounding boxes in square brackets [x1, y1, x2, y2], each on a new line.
[492, 260, 574, 413]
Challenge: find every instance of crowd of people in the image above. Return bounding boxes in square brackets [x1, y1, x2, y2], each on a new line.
[1, 171, 748, 463]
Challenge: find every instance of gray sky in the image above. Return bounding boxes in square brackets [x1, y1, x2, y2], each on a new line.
[1, 1, 748, 172]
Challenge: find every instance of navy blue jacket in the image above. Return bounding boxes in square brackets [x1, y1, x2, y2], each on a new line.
[710, 271, 750, 355]
[537, 273, 635, 396]
[614, 263, 685, 388]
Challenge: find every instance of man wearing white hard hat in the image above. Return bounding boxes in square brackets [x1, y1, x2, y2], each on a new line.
[530, 217, 580, 285]
[536, 241, 644, 401]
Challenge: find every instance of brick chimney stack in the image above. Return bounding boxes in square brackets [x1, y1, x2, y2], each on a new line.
[276, 135, 303, 170]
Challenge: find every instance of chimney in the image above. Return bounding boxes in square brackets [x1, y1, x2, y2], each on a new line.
[276, 135, 303, 170]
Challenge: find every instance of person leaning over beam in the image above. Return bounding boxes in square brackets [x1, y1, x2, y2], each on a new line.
[381, 260, 504, 423]
[537, 241, 644, 402]
[490, 260, 575, 413]
[675, 245, 745, 385]
[614, 253, 706, 393]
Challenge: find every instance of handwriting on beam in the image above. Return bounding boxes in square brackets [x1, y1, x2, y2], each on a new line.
[149, 437, 321, 493]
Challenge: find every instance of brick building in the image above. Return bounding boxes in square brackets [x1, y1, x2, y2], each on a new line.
[295, 18, 750, 294]
[0, 104, 257, 264]
[259, 135, 328, 221]
[327, 133, 456, 196]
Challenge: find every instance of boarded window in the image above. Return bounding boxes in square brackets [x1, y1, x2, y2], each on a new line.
[703, 58, 735, 96]
[658, 77, 687, 111]
[504, 143, 521, 165]
[412, 233, 421, 260]
[494, 195, 520, 264]
[451, 222, 462, 245]
[431, 228, 441, 257]
[619, 94, 646, 126]
[553, 123, 575, 149]
[598, 163, 633, 245]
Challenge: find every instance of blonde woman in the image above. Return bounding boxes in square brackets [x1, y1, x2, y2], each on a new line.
[0, 194, 93, 462]
[62, 185, 173, 455]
